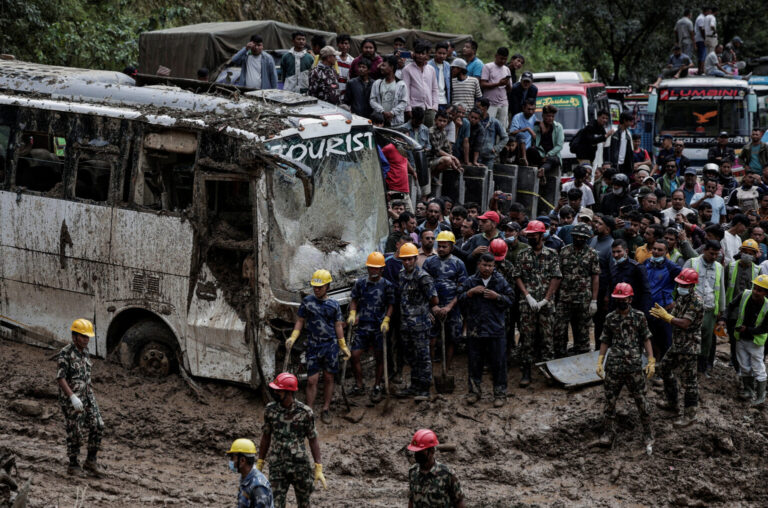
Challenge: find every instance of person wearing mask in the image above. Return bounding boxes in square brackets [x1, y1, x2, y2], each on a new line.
[230, 35, 278, 90]
[225, 438, 274, 508]
[280, 31, 314, 93]
[406, 429, 465, 507]
[370, 55, 409, 127]
[723, 240, 761, 369]
[609, 239, 651, 313]
[599, 173, 635, 217]
[645, 239, 683, 361]
[727, 275, 768, 405]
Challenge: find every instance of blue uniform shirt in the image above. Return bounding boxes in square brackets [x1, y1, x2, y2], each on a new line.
[458, 271, 515, 337]
[350, 276, 395, 331]
[644, 258, 682, 308]
[298, 294, 342, 343]
[238, 467, 274, 508]
[422, 254, 468, 305]
[398, 266, 437, 332]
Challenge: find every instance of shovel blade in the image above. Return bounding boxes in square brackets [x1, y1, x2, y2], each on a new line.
[434, 375, 455, 394]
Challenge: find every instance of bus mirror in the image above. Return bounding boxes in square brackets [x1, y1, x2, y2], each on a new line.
[748, 93, 757, 114]
[647, 93, 658, 114]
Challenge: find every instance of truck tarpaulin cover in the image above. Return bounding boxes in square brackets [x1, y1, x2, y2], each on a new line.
[350, 29, 472, 56]
[139, 20, 337, 79]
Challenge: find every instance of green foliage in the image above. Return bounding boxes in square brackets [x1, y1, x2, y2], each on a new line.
[512, 10, 581, 73]
[425, 0, 508, 63]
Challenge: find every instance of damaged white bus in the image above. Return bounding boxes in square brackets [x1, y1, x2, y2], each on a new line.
[0, 60, 390, 388]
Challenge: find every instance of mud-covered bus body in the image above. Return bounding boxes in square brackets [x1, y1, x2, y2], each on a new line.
[0, 61, 389, 388]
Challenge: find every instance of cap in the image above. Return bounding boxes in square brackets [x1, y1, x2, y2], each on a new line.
[536, 215, 551, 226]
[642, 175, 655, 184]
[732, 36, 743, 44]
[636, 164, 651, 173]
[718, 131, 729, 137]
[684, 167, 698, 176]
[477, 210, 500, 224]
[450, 58, 467, 70]
[521, 71, 533, 82]
[577, 208, 594, 221]
[319, 46, 341, 58]
[503, 221, 521, 232]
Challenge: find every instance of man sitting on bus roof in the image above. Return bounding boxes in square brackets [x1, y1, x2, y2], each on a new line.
[651, 45, 693, 88]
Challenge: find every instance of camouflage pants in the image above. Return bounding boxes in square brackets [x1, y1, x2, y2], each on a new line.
[401, 329, 432, 390]
[603, 369, 652, 438]
[59, 395, 103, 459]
[660, 352, 698, 408]
[554, 300, 591, 357]
[518, 303, 555, 367]
[270, 460, 313, 508]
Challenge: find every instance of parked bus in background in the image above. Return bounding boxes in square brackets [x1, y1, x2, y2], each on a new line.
[749, 76, 768, 142]
[648, 77, 757, 170]
[0, 60, 389, 388]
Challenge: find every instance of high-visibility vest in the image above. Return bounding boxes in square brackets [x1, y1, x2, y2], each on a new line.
[726, 261, 759, 306]
[734, 290, 768, 346]
[670, 250, 682, 264]
[691, 257, 723, 315]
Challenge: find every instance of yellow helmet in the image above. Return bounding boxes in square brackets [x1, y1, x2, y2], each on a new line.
[310, 269, 333, 287]
[436, 231, 456, 243]
[226, 438, 257, 456]
[398, 242, 419, 258]
[753, 274, 768, 290]
[71, 318, 95, 337]
[742, 239, 760, 252]
[366, 252, 386, 268]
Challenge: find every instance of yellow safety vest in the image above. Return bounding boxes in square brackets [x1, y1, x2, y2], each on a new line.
[734, 290, 768, 346]
[691, 257, 723, 315]
[726, 261, 759, 306]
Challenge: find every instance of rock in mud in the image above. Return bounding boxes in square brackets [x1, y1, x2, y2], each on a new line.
[8, 400, 44, 418]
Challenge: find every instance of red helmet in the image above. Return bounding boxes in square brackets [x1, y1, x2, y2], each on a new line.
[407, 429, 439, 452]
[269, 372, 298, 391]
[489, 238, 508, 261]
[611, 282, 634, 299]
[674, 268, 699, 285]
[523, 220, 546, 234]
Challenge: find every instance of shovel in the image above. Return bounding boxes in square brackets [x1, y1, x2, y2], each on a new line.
[434, 319, 455, 394]
[381, 325, 393, 414]
[339, 325, 352, 413]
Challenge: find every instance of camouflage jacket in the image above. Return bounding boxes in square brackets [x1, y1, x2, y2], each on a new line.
[298, 294, 343, 343]
[237, 466, 274, 508]
[408, 462, 463, 508]
[558, 244, 600, 303]
[601, 309, 652, 373]
[308, 63, 340, 104]
[422, 254, 468, 306]
[351, 276, 395, 331]
[56, 343, 93, 402]
[494, 258, 516, 287]
[262, 400, 317, 464]
[512, 246, 562, 300]
[669, 292, 704, 355]
[398, 266, 437, 332]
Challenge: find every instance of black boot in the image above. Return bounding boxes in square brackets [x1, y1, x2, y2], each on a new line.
[519, 365, 531, 387]
[659, 378, 679, 412]
[83, 450, 104, 478]
[67, 456, 82, 475]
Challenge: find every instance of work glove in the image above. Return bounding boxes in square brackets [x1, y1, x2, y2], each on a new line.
[347, 310, 357, 326]
[70, 394, 84, 412]
[314, 463, 327, 489]
[285, 329, 300, 350]
[256, 459, 265, 472]
[596, 354, 605, 379]
[525, 294, 538, 310]
[588, 300, 598, 317]
[650, 303, 674, 323]
[338, 338, 352, 361]
[538, 299, 550, 312]
[644, 357, 656, 379]
[380, 316, 391, 334]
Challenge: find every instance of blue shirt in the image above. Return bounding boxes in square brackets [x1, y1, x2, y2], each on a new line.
[466, 57, 484, 79]
[383, 255, 403, 296]
[398, 266, 437, 332]
[452, 118, 471, 161]
[350, 277, 395, 331]
[644, 258, 682, 308]
[298, 295, 342, 342]
[690, 192, 726, 223]
[751, 146, 762, 173]
[238, 467, 274, 508]
[510, 112, 536, 148]
[422, 255, 469, 305]
[458, 270, 515, 337]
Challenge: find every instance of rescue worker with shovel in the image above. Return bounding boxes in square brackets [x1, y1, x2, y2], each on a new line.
[459, 251, 515, 406]
[285, 269, 351, 424]
[258, 373, 326, 508]
[596, 283, 655, 448]
[348, 252, 395, 401]
[725, 274, 768, 405]
[406, 429, 465, 508]
[650, 268, 704, 427]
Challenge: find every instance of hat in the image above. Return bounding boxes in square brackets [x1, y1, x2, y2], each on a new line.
[477, 210, 500, 224]
[718, 131, 729, 137]
[732, 36, 743, 44]
[536, 215, 551, 226]
[577, 208, 594, 221]
[662, 134, 673, 140]
[450, 58, 467, 70]
[503, 221, 521, 232]
[521, 71, 533, 82]
[642, 175, 655, 184]
[684, 167, 698, 176]
[319, 46, 341, 58]
[636, 164, 651, 173]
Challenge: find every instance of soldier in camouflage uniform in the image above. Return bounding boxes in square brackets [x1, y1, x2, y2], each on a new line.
[258, 373, 326, 508]
[422, 231, 468, 369]
[406, 429, 465, 508]
[55, 319, 104, 476]
[555, 223, 600, 357]
[596, 283, 656, 446]
[650, 268, 705, 427]
[226, 438, 274, 508]
[513, 220, 562, 387]
[397, 243, 439, 399]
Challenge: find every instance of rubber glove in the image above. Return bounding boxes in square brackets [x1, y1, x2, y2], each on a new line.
[256, 459, 265, 472]
[70, 394, 84, 412]
[650, 303, 674, 323]
[338, 338, 351, 361]
[347, 310, 357, 326]
[644, 357, 656, 379]
[314, 463, 327, 489]
[596, 354, 605, 379]
[380, 316, 391, 334]
[286, 329, 300, 350]
[525, 294, 538, 310]
[538, 298, 550, 311]
[588, 300, 598, 317]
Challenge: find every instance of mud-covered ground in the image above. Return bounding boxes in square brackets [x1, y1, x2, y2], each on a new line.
[2, 335, 768, 507]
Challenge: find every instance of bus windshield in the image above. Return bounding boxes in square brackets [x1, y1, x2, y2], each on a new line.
[266, 128, 389, 295]
[656, 99, 750, 140]
[535, 95, 585, 134]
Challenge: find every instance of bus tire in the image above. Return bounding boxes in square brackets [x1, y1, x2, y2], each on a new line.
[117, 320, 178, 377]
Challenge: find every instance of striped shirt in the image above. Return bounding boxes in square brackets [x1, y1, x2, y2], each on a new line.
[337, 54, 354, 95]
[451, 76, 482, 111]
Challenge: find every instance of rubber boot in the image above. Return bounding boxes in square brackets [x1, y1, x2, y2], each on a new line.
[658, 378, 679, 412]
[673, 406, 697, 427]
[751, 380, 766, 406]
[519, 365, 531, 387]
[67, 456, 82, 476]
[83, 450, 104, 478]
[739, 376, 756, 401]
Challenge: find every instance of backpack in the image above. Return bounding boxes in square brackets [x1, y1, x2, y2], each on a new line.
[569, 127, 585, 156]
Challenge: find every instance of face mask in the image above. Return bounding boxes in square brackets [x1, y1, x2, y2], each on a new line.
[228, 460, 238, 473]
[677, 287, 690, 296]
[414, 451, 429, 465]
[616, 256, 627, 264]
[651, 256, 664, 263]
[543, 232, 550, 240]
[742, 254, 755, 264]
[573, 238, 587, 247]
[616, 300, 630, 310]
[613, 188, 623, 195]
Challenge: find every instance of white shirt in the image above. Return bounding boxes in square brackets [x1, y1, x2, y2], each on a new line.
[445, 121, 456, 144]
[723, 230, 742, 265]
[481, 276, 491, 286]
[617, 129, 632, 165]
[244, 53, 263, 89]
[562, 181, 595, 207]
[694, 14, 706, 43]
[705, 14, 717, 37]
[661, 206, 694, 227]
[436, 65, 447, 105]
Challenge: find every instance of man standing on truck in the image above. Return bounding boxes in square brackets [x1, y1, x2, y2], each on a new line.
[258, 373, 326, 508]
[280, 31, 314, 93]
[56, 319, 104, 476]
[285, 270, 350, 424]
[230, 35, 278, 90]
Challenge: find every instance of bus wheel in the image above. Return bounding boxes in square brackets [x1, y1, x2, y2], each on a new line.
[138, 341, 172, 377]
[117, 320, 178, 377]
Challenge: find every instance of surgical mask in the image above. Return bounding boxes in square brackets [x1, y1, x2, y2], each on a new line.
[615, 256, 627, 264]
[573, 237, 587, 247]
[613, 187, 624, 195]
[677, 287, 690, 296]
[414, 450, 429, 465]
[228, 460, 238, 473]
[651, 256, 665, 263]
[616, 300, 630, 310]
[741, 254, 755, 264]
[543, 232, 550, 240]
